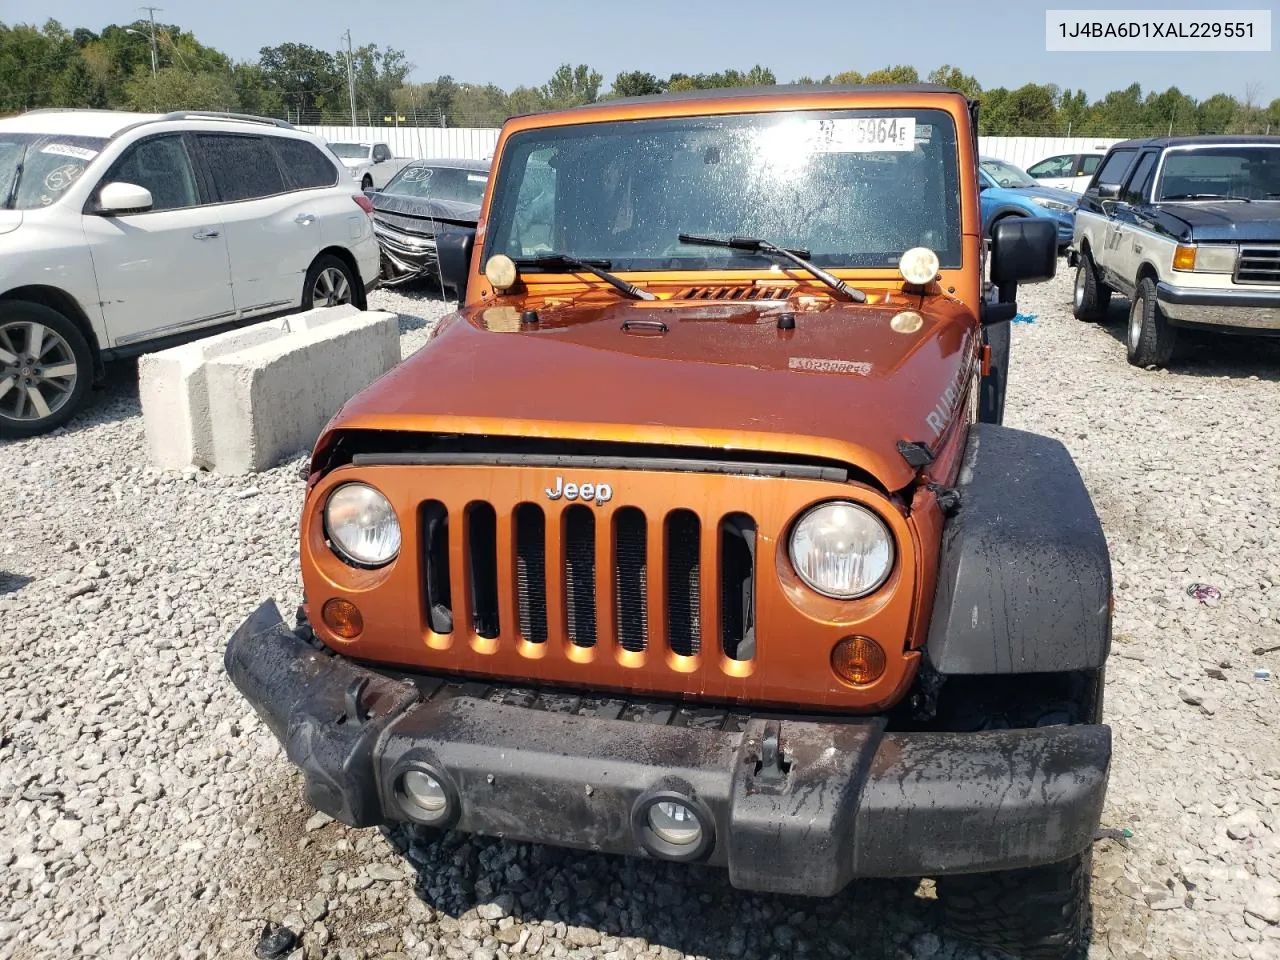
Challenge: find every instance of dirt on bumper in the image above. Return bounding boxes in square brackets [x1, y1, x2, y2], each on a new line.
[226, 600, 1111, 897]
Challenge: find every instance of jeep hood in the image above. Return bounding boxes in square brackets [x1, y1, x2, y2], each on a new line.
[1157, 202, 1280, 242]
[327, 298, 979, 492]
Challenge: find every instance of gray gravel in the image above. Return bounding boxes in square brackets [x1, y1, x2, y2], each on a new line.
[1, 274, 1278, 960]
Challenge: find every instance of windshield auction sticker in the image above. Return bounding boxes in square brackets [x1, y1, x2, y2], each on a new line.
[1045, 9, 1271, 50]
[41, 143, 99, 161]
[810, 118, 916, 153]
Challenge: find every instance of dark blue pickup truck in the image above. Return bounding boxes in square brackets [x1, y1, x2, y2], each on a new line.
[1068, 135, 1280, 367]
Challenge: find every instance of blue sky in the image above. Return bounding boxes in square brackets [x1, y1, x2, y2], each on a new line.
[23, 0, 1278, 102]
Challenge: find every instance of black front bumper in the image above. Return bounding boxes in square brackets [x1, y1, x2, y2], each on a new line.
[226, 601, 1111, 897]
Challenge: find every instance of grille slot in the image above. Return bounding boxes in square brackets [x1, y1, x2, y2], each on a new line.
[720, 513, 757, 661]
[564, 506, 598, 647]
[675, 285, 789, 301]
[421, 501, 452, 634]
[665, 510, 701, 657]
[515, 504, 547, 643]
[614, 508, 648, 652]
[1235, 246, 1280, 285]
[467, 503, 499, 639]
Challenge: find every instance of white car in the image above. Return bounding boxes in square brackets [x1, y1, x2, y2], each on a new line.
[1026, 152, 1107, 193]
[326, 141, 413, 191]
[0, 109, 381, 438]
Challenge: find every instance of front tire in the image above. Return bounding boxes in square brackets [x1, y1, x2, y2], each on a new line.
[0, 301, 93, 439]
[938, 851, 1092, 960]
[1126, 277, 1176, 367]
[302, 255, 359, 311]
[1072, 250, 1111, 322]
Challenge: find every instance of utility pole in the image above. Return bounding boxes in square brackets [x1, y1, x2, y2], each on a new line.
[343, 29, 357, 128]
[139, 6, 161, 77]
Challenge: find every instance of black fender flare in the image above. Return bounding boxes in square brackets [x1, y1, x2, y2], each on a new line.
[926, 423, 1112, 674]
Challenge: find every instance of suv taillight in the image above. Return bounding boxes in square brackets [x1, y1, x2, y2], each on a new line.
[353, 194, 374, 215]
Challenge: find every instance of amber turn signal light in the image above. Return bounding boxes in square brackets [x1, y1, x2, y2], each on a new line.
[1173, 245, 1196, 271]
[831, 636, 886, 686]
[322, 598, 364, 639]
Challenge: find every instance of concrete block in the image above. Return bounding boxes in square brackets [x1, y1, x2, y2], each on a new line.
[203, 310, 400, 474]
[139, 304, 363, 470]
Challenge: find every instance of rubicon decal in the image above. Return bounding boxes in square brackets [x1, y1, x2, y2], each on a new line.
[545, 477, 613, 506]
[926, 363, 969, 438]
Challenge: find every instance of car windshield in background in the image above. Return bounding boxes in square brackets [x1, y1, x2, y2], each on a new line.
[327, 143, 369, 159]
[1156, 146, 1280, 201]
[382, 165, 487, 204]
[485, 109, 962, 271]
[0, 134, 109, 210]
[981, 158, 1037, 189]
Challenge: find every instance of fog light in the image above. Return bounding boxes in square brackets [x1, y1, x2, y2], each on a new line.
[401, 770, 449, 821]
[647, 800, 702, 846]
[322, 598, 363, 639]
[831, 636, 886, 686]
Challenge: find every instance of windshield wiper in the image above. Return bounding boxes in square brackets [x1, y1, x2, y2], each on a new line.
[676, 233, 866, 302]
[513, 253, 656, 300]
[3, 144, 26, 210]
[1161, 193, 1251, 203]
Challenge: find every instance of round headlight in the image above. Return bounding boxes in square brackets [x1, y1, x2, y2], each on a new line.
[789, 502, 894, 599]
[898, 247, 940, 285]
[324, 482, 401, 567]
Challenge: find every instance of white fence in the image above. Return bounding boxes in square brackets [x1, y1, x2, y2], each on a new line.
[299, 125, 1124, 172]
[978, 136, 1124, 169]
[297, 125, 501, 161]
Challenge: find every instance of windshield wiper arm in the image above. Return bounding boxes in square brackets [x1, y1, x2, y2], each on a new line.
[513, 253, 656, 300]
[3, 144, 26, 210]
[677, 233, 866, 302]
[1161, 193, 1251, 202]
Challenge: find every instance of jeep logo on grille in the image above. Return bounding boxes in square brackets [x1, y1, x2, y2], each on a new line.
[545, 476, 613, 506]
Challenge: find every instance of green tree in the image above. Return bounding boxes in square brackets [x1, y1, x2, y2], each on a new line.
[505, 85, 549, 117]
[124, 66, 239, 112]
[1143, 86, 1198, 136]
[0, 20, 78, 112]
[927, 65, 981, 99]
[863, 65, 920, 84]
[541, 63, 602, 108]
[51, 56, 108, 108]
[448, 83, 510, 126]
[609, 71, 665, 99]
[1086, 82, 1144, 135]
[1057, 89, 1089, 134]
[232, 63, 284, 118]
[257, 42, 342, 121]
[350, 43, 412, 121]
[1196, 93, 1238, 134]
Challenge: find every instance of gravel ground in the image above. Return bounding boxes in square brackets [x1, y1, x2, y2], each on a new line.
[2, 273, 1279, 960]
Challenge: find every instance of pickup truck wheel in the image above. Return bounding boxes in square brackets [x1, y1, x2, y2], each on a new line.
[303, 255, 358, 310]
[1072, 251, 1110, 322]
[1126, 277, 1176, 367]
[938, 850, 1091, 960]
[0, 301, 93, 439]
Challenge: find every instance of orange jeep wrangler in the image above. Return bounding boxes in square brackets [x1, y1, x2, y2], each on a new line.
[227, 86, 1112, 960]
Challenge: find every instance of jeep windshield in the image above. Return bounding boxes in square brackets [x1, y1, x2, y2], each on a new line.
[485, 108, 962, 272]
[1155, 145, 1280, 202]
[0, 134, 108, 210]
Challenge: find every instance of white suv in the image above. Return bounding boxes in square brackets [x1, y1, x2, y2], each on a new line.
[0, 109, 381, 438]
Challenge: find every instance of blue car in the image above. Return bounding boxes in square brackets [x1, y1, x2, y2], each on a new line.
[979, 156, 1079, 251]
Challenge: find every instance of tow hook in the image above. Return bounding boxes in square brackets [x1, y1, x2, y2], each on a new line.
[755, 720, 791, 781]
[927, 483, 962, 516]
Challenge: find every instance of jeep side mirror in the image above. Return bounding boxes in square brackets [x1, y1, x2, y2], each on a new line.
[436, 227, 476, 301]
[987, 217, 1056, 314]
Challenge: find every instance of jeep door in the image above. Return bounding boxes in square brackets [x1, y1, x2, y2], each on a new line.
[82, 133, 235, 348]
[192, 133, 318, 315]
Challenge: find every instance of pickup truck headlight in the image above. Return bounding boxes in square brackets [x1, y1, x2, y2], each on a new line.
[1029, 196, 1075, 213]
[789, 502, 894, 599]
[325, 482, 401, 567]
[1173, 244, 1236, 273]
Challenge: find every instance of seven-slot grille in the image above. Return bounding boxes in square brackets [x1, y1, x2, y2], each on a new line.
[1234, 245, 1280, 285]
[419, 501, 757, 666]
